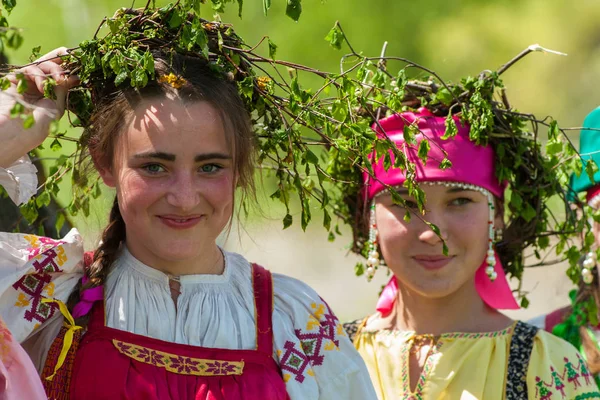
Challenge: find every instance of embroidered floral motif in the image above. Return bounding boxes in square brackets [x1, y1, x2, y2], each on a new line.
[12, 244, 67, 323]
[112, 340, 244, 376]
[278, 298, 344, 384]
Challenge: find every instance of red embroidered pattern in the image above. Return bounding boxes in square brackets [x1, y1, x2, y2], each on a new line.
[279, 299, 343, 383]
[113, 340, 244, 376]
[13, 245, 66, 323]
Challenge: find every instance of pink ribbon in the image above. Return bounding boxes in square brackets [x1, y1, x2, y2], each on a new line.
[375, 252, 519, 316]
[72, 276, 104, 319]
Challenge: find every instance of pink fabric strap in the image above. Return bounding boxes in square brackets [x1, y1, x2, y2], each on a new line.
[72, 276, 104, 319]
[375, 252, 519, 316]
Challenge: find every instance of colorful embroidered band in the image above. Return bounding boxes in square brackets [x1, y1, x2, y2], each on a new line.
[363, 107, 505, 201]
[72, 276, 104, 319]
[40, 298, 82, 380]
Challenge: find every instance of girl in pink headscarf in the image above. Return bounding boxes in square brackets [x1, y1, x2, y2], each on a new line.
[343, 108, 600, 399]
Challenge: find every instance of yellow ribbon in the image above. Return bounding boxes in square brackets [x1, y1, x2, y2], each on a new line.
[40, 298, 82, 381]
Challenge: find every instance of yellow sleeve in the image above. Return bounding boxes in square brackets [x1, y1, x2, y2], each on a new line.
[527, 329, 600, 399]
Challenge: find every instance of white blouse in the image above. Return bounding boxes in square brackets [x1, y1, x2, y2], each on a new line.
[0, 157, 377, 399]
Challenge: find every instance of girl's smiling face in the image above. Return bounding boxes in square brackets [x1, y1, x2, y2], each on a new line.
[375, 184, 498, 299]
[98, 97, 235, 268]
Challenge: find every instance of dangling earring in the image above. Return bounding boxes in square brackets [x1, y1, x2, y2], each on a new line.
[366, 202, 380, 281]
[485, 193, 498, 282]
[582, 251, 597, 284]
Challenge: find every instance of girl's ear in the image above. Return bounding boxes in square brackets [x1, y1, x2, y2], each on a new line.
[92, 153, 116, 188]
[494, 198, 505, 230]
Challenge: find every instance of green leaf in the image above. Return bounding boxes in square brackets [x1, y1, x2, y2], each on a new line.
[439, 158, 452, 170]
[521, 203, 537, 223]
[546, 139, 562, 156]
[16, 76, 27, 94]
[30, 45, 41, 61]
[304, 149, 319, 165]
[268, 38, 277, 59]
[142, 51, 155, 76]
[6, 30, 23, 49]
[283, 213, 293, 229]
[520, 296, 530, 308]
[0, 77, 10, 90]
[354, 262, 364, 277]
[50, 138, 62, 151]
[2, 0, 17, 13]
[510, 192, 523, 210]
[168, 10, 184, 29]
[403, 125, 417, 145]
[324, 23, 343, 50]
[442, 114, 458, 140]
[9, 102, 23, 117]
[285, 0, 302, 21]
[323, 209, 331, 230]
[55, 212, 65, 234]
[114, 70, 128, 86]
[586, 159, 598, 184]
[35, 190, 51, 208]
[43, 78, 56, 100]
[20, 201, 38, 224]
[262, 0, 271, 15]
[22, 114, 34, 129]
[435, 88, 453, 105]
[417, 140, 430, 165]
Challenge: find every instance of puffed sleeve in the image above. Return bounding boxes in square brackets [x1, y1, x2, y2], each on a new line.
[0, 155, 38, 206]
[0, 228, 84, 344]
[527, 329, 600, 398]
[271, 273, 377, 400]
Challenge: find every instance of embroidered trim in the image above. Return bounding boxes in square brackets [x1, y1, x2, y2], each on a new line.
[112, 340, 244, 376]
[42, 326, 83, 400]
[505, 321, 538, 399]
[400, 335, 443, 400]
[359, 323, 515, 339]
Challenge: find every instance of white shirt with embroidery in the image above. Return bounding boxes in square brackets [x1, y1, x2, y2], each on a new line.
[0, 160, 377, 400]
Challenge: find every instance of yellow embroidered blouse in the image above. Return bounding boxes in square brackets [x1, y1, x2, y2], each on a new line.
[354, 320, 600, 400]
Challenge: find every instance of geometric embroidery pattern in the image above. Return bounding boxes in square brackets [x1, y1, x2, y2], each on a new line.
[279, 340, 311, 383]
[113, 340, 244, 376]
[278, 298, 344, 384]
[12, 242, 67, 324]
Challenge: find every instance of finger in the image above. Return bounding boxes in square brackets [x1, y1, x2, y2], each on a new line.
[37, 60, 67, 83]
[20, 65, 48, 94]
[35, 47, 69, 66]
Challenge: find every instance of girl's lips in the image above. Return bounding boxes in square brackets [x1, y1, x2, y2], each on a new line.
[157, 215, 204, 230]
[412, 255, 454, 270]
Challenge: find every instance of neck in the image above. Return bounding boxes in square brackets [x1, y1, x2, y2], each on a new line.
[125, 240, 224, 277]
[392, 280, 511, 335]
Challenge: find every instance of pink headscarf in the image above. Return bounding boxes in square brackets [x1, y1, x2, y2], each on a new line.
[366, 108, 519, 314]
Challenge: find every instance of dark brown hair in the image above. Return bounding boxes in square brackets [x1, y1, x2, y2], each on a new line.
[67, 51, 255, 326]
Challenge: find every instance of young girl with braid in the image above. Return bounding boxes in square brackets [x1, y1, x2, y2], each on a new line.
[0, 45, 376, 400]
